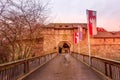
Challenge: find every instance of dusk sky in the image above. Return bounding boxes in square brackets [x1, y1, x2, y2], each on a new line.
[50, 0, 120, 31]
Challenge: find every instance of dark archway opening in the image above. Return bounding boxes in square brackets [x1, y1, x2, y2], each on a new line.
[63, 43, 70, 53]
[58, 42, 70, 54]
[59, 47, 62, 54]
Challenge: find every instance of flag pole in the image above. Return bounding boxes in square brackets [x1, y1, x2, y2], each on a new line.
[87, 10, 97, 66]
[78, 26, 80, 54]
[78, 38, 79, 54]
[87, 10, 91, 66]
[87, 25, 91, 66]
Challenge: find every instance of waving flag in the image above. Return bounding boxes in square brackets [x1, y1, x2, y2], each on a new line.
[87, 10, 97, 35]
[78, 25, 82, 41]
[74, 32, 79, 44]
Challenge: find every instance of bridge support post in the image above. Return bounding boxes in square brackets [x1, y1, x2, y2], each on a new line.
[24, 60, 29, 74]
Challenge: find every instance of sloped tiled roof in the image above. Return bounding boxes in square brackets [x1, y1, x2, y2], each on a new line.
[94, 28, 120, 38]
[47, 23, 87, 29]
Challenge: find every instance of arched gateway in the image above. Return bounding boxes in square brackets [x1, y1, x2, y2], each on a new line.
[41, 23, 88, 55]
[58, 41, 71, 54]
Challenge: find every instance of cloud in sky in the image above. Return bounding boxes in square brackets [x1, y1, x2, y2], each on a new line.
[50, 0, 120, 31]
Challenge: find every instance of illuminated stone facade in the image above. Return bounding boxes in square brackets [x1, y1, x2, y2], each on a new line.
[41, 23, 88, 54]
[39, 23, 120, 60]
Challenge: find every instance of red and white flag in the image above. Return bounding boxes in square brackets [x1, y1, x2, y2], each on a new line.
[74, 32, 79, 44]
[74, 25, 83, 44]
[87, 10, 97, 35]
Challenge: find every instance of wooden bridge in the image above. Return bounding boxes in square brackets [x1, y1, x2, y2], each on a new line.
[0, 52, 120, 80]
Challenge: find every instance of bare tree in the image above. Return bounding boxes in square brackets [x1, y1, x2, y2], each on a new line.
[0, 0, 49, 62]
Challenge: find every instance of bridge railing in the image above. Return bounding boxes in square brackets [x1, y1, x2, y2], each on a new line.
[72, 52, 120, 80]
[0, 52, 57, 80]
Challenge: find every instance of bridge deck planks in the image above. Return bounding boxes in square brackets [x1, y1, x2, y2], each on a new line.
[24, 54, 102, 80]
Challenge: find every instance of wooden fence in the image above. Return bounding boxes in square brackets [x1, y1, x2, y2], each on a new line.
[0, 53, 57, 80]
